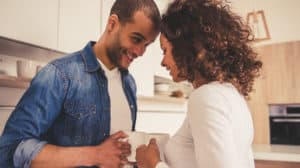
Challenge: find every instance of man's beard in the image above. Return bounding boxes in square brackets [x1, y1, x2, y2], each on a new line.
[106, 33, 127, 70]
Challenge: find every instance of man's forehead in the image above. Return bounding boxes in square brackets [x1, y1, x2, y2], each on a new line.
[125, 11, 159, 42]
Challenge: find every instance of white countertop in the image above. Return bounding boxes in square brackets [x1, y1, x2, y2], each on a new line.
[253, 144, 300, 162]
[137, 95, 187, 113]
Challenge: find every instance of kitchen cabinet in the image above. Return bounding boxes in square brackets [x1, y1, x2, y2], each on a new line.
[136, 111, 186, 136]
[0, 0, 101, 53]
[57, 0, 101, 53]
[256, 41, 300, 104]
[136, 96, 187, 135]
[0, 0, 59, 49]
[247, 41, 300, 144]
[247, 57, 270, 144]
[255, 160, 300, 168]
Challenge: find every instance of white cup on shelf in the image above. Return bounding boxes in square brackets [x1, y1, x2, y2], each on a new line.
[16, 60, 37, 79]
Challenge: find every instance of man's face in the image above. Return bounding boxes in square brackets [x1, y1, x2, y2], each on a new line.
[106, 11, 159, 69]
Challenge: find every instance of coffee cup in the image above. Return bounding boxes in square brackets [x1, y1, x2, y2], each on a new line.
[124, 131, 169, 162]
[124, 131, 148, 162]
[16, 60, 36, 79]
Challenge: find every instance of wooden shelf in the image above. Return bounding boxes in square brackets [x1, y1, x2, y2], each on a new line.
[0, 75, 30, 88]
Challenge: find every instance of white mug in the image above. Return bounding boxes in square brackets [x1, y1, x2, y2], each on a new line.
[124, 131, 148, 162]
[124, 131, 170, 162]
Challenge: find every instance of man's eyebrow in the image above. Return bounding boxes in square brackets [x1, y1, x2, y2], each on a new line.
[132, 32, 146, 40]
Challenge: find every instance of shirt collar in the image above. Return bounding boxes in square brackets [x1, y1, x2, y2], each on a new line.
[80, 41, 129, 75]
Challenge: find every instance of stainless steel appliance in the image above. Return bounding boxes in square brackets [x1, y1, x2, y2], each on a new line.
[270, 106, 300, 145]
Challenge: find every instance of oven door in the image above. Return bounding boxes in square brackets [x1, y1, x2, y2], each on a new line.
[270, 116, 300, 145]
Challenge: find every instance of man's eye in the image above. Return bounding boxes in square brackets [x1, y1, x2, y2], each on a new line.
[132, 37, 142, 43]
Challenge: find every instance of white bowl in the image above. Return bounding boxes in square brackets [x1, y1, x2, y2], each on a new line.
[155, 83, 170, 93]
[16, 60, 37, 79]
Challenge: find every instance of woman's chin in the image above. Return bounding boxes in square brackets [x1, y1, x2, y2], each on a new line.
[172, 76, 185, 83]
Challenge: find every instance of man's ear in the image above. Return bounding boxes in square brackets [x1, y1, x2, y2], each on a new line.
[107, 14, 119, 32]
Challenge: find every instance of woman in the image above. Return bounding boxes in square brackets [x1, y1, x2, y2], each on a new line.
[135, 0, 262, 168]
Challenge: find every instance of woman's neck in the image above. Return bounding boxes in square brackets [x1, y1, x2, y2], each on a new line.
[192, 77, 209, 89]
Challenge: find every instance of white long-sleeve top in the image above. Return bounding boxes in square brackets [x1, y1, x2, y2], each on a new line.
[156, 81, 255, 168]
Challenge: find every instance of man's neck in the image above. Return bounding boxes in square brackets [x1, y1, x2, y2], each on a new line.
[93, 40, 116, 70]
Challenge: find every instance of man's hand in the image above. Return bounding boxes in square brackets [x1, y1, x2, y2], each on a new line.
[94, 131, 131, 168]
[30, 131, 131, 168]
[136, 138, 161, 168]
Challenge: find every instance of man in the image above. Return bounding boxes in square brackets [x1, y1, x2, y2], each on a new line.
[0, 0, 161, 167]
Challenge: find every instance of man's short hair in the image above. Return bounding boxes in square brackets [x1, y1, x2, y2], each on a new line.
[110, 0, 161, 31]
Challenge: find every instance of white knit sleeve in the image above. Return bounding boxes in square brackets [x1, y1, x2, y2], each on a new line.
[155, 161, 169, 168]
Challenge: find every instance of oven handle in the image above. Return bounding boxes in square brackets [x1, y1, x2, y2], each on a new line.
[273, 118, 300, 123]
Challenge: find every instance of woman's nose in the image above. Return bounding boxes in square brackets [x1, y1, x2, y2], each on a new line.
[161, 58, 166, 67]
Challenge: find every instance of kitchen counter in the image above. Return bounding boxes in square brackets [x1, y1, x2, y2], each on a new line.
[253, 144, 300, 162]
[137, 95, 187, 113]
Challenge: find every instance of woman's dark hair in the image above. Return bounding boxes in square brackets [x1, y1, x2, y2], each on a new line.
[161, 0, 262, 97]
[110, 0, 161, 31]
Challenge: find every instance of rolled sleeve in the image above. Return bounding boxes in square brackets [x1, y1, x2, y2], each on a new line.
[13, 139, 47, 168]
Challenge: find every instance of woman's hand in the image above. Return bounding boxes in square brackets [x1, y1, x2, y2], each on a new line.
[94, 131, 131, 168]
[136, 138, 161, 168]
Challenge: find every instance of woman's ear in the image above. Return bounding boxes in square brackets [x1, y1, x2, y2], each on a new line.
[107, 14, 119, 33]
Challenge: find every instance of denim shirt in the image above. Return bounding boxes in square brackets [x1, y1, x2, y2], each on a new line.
[0, 42, 137, 168]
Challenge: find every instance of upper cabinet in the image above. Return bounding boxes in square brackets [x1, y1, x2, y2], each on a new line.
[0, 0, 102, 52]
[0, 0, 59, 49]
[58, 0, 101, 53]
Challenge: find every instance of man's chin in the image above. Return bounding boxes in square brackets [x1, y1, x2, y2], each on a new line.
[118, 67, 128, 71]
[116, 63, 129, 71]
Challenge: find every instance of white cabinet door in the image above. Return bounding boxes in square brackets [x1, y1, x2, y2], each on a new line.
[136, 111, 186, 136]
[0, 0, 59, 49]
[58, 0, 101, 53]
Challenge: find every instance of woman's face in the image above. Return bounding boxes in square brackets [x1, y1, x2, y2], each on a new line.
[160, 34, 185, 82]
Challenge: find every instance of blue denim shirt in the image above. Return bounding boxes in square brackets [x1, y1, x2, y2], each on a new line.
[0, 42, 137, 168]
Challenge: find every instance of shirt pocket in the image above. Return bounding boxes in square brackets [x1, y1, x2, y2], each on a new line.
[63, 102, 98, 145]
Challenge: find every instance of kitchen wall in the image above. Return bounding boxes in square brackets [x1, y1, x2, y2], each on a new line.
[230, 0, 300, 45]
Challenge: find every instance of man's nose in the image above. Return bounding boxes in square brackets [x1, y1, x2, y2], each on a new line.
[133, 44, 146, 56]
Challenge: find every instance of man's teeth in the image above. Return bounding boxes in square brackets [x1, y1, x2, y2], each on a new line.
[127, 54, 133, 59]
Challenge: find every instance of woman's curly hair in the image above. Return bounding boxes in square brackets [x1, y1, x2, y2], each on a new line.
[161, 0, 262, 97]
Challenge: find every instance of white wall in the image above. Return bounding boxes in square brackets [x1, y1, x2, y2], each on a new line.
[230, 0, 300, 45]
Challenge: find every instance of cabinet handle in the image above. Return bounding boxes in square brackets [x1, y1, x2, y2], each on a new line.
[273, 118, 300, 123]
